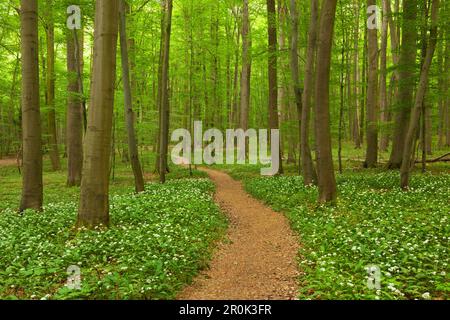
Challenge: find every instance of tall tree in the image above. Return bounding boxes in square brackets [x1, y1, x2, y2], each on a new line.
[240, 0, 251, 132]
[267, 0, 283, 174]
[364, 0, 379, 168]
[45, 0, 60, 171]
[297, 0, 318, 185]
[445, 36, 450, 147]
[19, 0, 43, 212]
[400, 0, 440, 189]
[119, 0, 145, 192]
[159, 0, 173, 183]
[379, 0, 389, 152]
[314, 0, 338, 203]
[66, 26, 84, 187]
[388, 0, 418, 169]
[77, 0, 119, 228]
[351, 0, 362, 148]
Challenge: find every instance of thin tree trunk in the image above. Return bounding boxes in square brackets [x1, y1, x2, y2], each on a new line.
[46, 0, 60, 171]
[379, 0, 389, 152]
[314, 0, 338, 203]
[119, 0, 145, 192]
[338, 3, 346, 174]
[66, 28, 84, 187]
[19, 0, 43, 212]
[352, 0, 362, 148]
[444, 30, 450, 147]
[278, 0, 286, 161]
[296, 0, 317, 184]
[388, 0, 418, 169]
[267, 0, 283, 174]
[159, 0, 173, 183]
[240, 0, 251, 132]
[400, 0, 439, 189]
[77, 0, 119, 228]
[364, 0, 379, 168]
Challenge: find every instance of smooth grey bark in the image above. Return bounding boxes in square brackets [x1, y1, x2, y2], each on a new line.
[314, 0, 338, 203]
[296, 0, 318, 185]
[77, 0, 119, 228]
[400, 0, 439, 189]
[119, 0, 145, 192]
[19, 0, 43, 212]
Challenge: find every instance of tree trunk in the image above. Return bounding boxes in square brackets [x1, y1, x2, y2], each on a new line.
[66, 28, 84, 187]
[364, 0, 379, 168]
[19, 0, 43, 212]
[267, 0, 283, 174]
[314, 0, 338, 203]
[388, 0, 418, 169]
[159, 0, 173, 184]
[296, 0, 317, 184]
[379, 0, 389, 152]
[77, 0, 119, 228]
[45, 0, 60, 171]
[240, 0, 251, 132]
[445, 29, 450, 147]
[278, 0, 287, 161]
[352, 0, 362, 148]
[119, 0, 145, 192]
[400, 0, 439, 189]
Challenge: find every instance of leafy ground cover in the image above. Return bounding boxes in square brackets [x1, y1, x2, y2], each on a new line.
[0, 159, 227, 300]
[220, 161, 449, 300]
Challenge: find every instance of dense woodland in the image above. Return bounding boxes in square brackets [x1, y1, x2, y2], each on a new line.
[0, 0, 449, 300]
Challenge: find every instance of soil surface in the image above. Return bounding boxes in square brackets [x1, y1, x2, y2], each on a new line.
[178, 168, 299, 300]
[0, 158, 17, 167]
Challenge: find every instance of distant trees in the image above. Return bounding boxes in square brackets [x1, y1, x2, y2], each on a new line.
[77, 0, 119, 227]
[6, 0, 448, 212]
[19, 0, 43, 212]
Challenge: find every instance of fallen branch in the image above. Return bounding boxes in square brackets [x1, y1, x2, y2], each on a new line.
[415, 152, 450, 163]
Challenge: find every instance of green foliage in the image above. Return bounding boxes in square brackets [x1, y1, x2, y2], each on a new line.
[0, 178, 227, 300]
[243, 169, 449, 300]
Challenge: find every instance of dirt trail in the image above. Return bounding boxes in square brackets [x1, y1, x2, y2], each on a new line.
[0, 158, 17, 167]
[178, 168, 299, 300]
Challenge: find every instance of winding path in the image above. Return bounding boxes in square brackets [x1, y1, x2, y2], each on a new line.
[178, 168, 299, 300]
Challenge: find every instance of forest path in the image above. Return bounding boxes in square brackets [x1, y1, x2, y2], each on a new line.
[0, 158, 17, 167]
[177, 167, 299, 300]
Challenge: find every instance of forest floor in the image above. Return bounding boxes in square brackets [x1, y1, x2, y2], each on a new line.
[1, 144, 449, 300]
[178, 168, 299, 300]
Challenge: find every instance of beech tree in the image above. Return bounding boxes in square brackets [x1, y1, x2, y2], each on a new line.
[240, 0, 251, 133]
[388, 0, 418, 169]
[119, 0, 145, 192]
[297, 0, 318, 185]
[158, 0, 173, 184]
[45, 0, 60, 171]
[400, 0, 440, 189]
[66, 17, 84, 187]
[77, 0, 119, 227]
[314, 0, 338, 203]
[266, 0, 283, 174]
[19, 0, 43, 212]
[364, 0, 379, 168]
